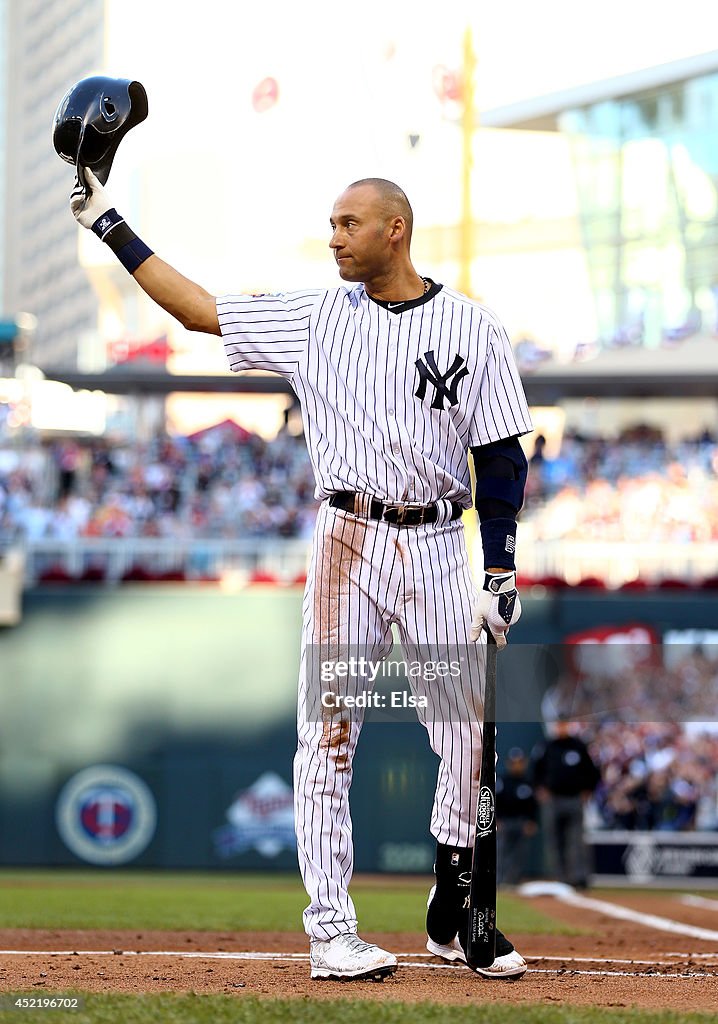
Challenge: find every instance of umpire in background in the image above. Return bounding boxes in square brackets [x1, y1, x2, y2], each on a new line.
[531, 719, 601, 889]
[496, 747, 538, 886]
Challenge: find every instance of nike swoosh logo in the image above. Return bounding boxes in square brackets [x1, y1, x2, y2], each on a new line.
[387, 302, 404, 309]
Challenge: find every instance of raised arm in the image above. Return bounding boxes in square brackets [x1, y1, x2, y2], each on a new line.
[70, 169, 220, 336]
[133, 255, 220, 335]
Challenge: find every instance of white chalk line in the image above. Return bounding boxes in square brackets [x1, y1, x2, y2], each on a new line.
[0, 950, 715, 980]
[664, 951, 718, 959]
[527, 969, 711, 980]
[523, 883, 718, 942]
[0, 951, 684, 964]
[680, 894, 718, 911]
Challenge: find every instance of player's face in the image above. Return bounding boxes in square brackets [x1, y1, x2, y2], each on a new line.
[329, 186, 393, 282]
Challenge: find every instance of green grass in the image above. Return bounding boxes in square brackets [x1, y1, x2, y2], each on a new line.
[0, 870, 576, 935]
[0, 995, 715, 1024]
[0, 873, 705, 1023]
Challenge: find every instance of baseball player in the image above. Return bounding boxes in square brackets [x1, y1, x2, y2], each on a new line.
[69, 170, 531, 982]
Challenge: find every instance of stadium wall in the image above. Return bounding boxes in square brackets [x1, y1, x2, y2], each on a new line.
[0, 586, 715, 876]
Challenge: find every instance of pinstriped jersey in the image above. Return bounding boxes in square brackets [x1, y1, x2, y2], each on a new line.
[216, 282, 532, 505]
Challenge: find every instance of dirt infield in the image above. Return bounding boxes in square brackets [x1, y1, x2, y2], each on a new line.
[1, 892, 718, 1013]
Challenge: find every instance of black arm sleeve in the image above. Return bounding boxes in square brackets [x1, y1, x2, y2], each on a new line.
[470, 435, 528, 521]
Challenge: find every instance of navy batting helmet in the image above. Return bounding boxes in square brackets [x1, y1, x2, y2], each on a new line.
[52, 76, 148, 185]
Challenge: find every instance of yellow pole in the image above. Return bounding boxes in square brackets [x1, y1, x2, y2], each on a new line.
[460, 25, 479, 553]
[458, 25, 476, 297]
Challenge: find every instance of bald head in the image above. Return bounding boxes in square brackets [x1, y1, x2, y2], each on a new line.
[346, 178, 414, 242]
[329, 177, 419, 288]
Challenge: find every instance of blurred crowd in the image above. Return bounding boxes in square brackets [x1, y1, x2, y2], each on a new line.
[0, 424, 318, 542]
[526, 425, 718, 543]
[588, 721, 718, 831]
[544, 648, 718, 831]
[1, 421, 716, 546]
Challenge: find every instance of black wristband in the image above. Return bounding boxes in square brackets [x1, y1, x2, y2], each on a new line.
[91, 208, 154, 275]
[480, 517, 517, 571]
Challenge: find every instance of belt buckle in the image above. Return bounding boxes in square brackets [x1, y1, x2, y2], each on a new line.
[383, 503, 425, 526]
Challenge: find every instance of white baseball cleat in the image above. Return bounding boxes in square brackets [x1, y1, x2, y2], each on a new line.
[426, 934, 527, 978]
[426, 884, 526, 980]
[310, 932, 398, 981]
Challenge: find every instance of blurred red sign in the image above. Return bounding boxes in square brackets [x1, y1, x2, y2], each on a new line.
[252, 77, 279, 113]
[107, 335, 171, 365]
[432, 65, 462, 103]
[564, 623, 660, 676]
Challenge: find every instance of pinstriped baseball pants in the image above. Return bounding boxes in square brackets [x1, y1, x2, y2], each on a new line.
[293, 502, 485, 940]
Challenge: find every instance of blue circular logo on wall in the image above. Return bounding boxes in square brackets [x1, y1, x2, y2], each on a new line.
[55, 765, 157, 865]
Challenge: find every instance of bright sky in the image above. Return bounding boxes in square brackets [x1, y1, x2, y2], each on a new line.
[104, 0, 717, 114]
[102, 0, 716, 284]
[98, 2, 717, 365]
[474, 0, 717, 107]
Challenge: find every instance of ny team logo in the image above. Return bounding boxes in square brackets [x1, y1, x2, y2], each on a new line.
[414, 351, 468, 410]
[55, 765, 157, 865]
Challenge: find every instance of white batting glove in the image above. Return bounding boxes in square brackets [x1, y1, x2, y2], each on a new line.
[470, 571, 521, 651]
[70, 167, 113, 230]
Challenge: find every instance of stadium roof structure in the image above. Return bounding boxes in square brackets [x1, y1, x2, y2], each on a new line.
[519, 332, 718, 402]
[36, 368, 295, 398]
[481, 49, 718, 131]
[37, 341, 718, 404]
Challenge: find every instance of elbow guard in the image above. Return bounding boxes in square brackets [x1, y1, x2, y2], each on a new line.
[471, 436, 528, 518]
[471, 436, 528, 570]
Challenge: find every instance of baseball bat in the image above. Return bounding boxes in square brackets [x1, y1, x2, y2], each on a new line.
[466, 625, 497, 970]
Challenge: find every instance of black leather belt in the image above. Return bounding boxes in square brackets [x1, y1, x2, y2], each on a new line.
[329, 491, 464, 526]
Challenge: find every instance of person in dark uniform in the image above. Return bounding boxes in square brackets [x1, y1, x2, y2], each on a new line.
[531, 719, 601, 889]
[496, 747, 538, 886]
